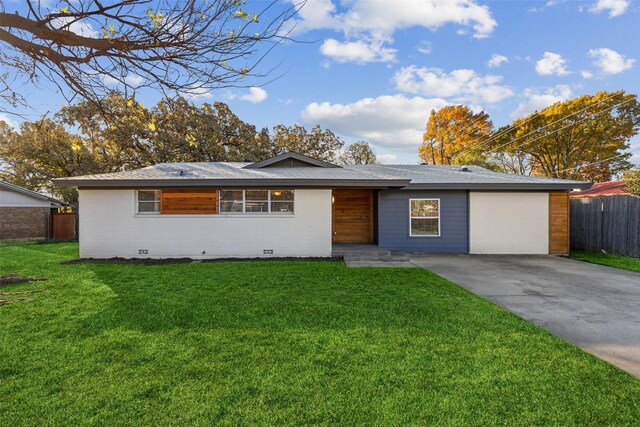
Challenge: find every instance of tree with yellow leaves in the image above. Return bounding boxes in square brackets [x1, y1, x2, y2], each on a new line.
[0, 119, 98, 203]
[418, 106, 493, 165]
[487, 91, 640, 181]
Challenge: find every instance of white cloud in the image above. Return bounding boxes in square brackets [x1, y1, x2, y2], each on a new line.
[393, 66, 513, 104]
[588, 48, 635, 74]
[238, 87, 268, 104]
[301, 94, 448, 150]
[416, 41, 433, 55]
[102, 74, 144, 86]
[581, 70, 594, 79]
[290, 0, 495, 67]
[320, 38, 397, 63]
[0, 113, 19, 129]
[124, 75, 144, 85]
[487, 54, 508, 68]
[290, 0, 497, 39]
[51, 17, 99, 38]
[182, 87, 213, 100]
[287, 0, 341, 33]
[511, 85, 572, 118]
[589, 0, 630, 17]
[376, 153, 398, 164]
[535, 52, 570, 76]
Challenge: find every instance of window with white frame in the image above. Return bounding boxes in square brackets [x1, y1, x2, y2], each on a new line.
[137, 190, 161, 213]
[219, 190, 294, 214]
[410, 199, 440, 236]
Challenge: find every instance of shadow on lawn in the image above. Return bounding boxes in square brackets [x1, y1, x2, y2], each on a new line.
[77, 260, 496, 335]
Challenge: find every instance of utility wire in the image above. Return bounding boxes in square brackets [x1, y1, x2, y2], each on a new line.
[456, 91, 623, 157]
[553, 144, 640, 176]
[484, 97, 633, 156]
[449, 109, 543, 157]
[423, 111, 491, 161]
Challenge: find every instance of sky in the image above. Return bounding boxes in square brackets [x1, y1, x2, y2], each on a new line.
[2, 0, 640, 165]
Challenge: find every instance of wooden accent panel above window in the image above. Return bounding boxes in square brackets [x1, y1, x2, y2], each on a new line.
[161, 189, 218, 214]
[549, 191, 570, 255]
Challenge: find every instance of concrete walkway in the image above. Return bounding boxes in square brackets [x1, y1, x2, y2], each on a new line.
[410, 254, 640, 378]
[332, 244, 416, 268]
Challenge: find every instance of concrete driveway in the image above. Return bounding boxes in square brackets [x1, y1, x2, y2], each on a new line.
[410, 254, 640, 378]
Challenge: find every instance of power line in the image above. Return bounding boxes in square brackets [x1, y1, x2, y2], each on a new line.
[422, 110, 489, 159]
[554, 145, 640, 176]
[456, 91, 624, 157]
[485, 97, 633, 156]
[449, 109, 543, 157]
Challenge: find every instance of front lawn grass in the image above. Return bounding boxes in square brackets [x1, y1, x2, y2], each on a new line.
[1, 243, 639, 425]
[571, 250, 640, 273]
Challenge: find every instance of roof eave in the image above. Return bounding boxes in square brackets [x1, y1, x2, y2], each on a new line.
[406, 182, 592, 191]
[1, 181, 67, 205]
[54, 178, 411, 189]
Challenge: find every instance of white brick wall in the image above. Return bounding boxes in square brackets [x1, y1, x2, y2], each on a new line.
[469, 192, 549, 254]
[79, 189, 332, 258]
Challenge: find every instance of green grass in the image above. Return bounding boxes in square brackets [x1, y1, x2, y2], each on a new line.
[1, 243, 639, 425]
[571, 250, 640, 273]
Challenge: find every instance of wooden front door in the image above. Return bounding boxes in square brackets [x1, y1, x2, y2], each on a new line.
[332, 189, 374, 243]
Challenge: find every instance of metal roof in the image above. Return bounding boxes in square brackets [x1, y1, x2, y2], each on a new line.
[0, 181, 66, 206]
[53, 157, 591, 191]
[348, 164, 591, 190]
[53, 162, 411, 189]
[244, 152, 342, 169]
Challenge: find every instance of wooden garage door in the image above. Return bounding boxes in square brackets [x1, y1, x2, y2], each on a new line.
[332, 189, 374, 243]
[549, 192, 570, 255]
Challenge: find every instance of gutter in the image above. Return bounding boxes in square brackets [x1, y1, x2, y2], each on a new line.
[52, 178, 413, 189]
[53, 178, 592, 192]
[405, 182, 592, 191]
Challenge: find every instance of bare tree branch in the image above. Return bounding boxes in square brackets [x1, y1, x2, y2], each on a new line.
[0, 0, 301, 113]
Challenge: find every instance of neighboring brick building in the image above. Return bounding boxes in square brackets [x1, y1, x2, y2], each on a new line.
[0, 181, 65, 240]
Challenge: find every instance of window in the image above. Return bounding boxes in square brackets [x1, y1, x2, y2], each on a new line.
[270, 190, 294, 213]
[219, 190, 294, 214]
[245, 190, 268, 213]
[137, 190, 160, 213]
[219, 190, 244, 213]
[410, 199, 440, 237]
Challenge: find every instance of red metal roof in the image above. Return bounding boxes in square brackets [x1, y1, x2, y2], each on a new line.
[570, 181, 628, 198]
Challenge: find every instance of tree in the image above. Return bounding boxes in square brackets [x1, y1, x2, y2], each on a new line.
[58, 93, 265, 166]
[269, 124, 344, 162]
[488, 125, 540, 176]
[0, 96, 352, 202]
[489, 91, 640, 181]
[418, 105, 493, 165]
[149, 98, 260, 163]
[338, 141, 377, 165]
[624, 167, 640, 196]
[0, 1, 297, 110]
[0, 119, 100, 202]
[58, 92, 153, 171]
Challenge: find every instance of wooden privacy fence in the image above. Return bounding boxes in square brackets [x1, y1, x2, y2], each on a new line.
[49, 212, 77, 241]
[570, 195, 640, 257]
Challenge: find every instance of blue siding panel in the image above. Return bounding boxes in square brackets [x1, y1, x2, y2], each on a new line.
[378, 190, 468, 253]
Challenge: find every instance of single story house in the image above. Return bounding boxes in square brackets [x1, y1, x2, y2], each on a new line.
[0, 181, 66, 240]
[54, 152, 590, 258]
